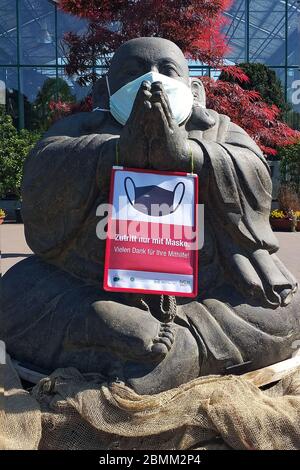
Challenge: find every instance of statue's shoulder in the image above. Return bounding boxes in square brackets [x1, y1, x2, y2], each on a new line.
[200, 109, 231, 142]
[44, 111, 113, 139]
[203, 110, 263, 157]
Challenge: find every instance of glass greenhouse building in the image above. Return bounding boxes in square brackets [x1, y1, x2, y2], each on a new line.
[0, 0, 299, 131]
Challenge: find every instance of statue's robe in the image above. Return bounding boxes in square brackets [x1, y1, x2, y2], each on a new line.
[1, 110, 299, 378]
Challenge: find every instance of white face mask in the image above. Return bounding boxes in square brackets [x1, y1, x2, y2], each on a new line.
[94, 71, 194, 126]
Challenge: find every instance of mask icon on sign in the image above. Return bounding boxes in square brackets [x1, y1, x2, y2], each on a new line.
[124, 177, 185, 216]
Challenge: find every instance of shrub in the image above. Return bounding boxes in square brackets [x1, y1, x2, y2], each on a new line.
[220, 62, 291, 117]
[0, 108, 40, 198]
[277, 185, 300, 212]
[278, 142, 300, 194]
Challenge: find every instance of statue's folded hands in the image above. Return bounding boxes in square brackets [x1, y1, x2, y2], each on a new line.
[119, 79, 204, 174]
[118, 80, 152, 168]
[145, 81, 204, 173]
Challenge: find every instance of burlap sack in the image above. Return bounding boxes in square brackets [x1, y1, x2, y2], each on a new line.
[1, 358, 300, 450]
[0, 355, 41, 450]
[33, 367, 300, 450]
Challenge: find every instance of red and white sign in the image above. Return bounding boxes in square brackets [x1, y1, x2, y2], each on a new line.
[103, 167, 198, 297]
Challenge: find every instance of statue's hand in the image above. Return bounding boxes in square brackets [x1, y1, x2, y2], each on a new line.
[119, 81, 152, 167]
[119, 81, 203, 173]
[145, 82, 190, 171]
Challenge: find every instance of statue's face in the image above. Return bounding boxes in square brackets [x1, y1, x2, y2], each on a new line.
[108, 37, 190, 95]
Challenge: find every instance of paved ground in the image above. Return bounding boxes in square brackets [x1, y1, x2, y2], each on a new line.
[1, 224, 33, 275]
[1, 223, 300, 281]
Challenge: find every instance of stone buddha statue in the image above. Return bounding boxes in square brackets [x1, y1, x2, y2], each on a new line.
[1, 37, 299, 394]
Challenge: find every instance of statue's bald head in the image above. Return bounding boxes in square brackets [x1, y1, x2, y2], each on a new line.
[108, 37, 190, 94]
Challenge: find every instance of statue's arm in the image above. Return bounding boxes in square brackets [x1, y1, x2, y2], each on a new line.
[222, 121, 273, 197]
[22, 114, 119, 256]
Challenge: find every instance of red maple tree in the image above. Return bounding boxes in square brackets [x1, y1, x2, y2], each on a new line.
[54, 0, 299, 155]
[60, 0, 232, 85]
[202, 77, 299, 155]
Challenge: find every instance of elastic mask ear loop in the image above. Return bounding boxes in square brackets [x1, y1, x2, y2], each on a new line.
[92, 74, 111, 112]
[188, 142, 194, 174]
[115, 139, 120, 166]
[106, 74, 111, 98]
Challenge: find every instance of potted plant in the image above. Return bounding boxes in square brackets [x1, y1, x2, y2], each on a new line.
[289, 210, 300, 232]
[270, 209, 300, 231]
[270, 185, 300, 231]
[0, 208, 6, 224]
[270, 209, 291, 231]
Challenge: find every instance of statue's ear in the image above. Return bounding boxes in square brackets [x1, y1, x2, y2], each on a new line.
[188, 77, 216, 130]
[190, 77, 206, 108]
[92, 75, 109, 109]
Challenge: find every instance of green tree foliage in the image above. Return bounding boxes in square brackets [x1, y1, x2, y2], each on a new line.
[34, 77, 75, 131]
[0, 107, 40, 197]
[279, 142, 300, 195]
[5, 88, 37, 131]
[220, 62, 291, 117]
